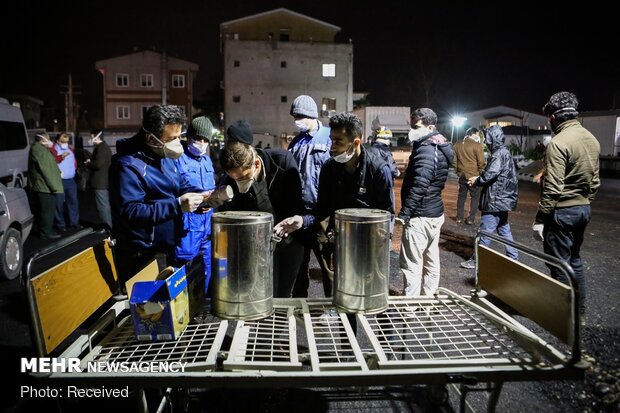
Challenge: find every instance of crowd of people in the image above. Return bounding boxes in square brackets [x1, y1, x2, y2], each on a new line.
[26, 91, 601, 318]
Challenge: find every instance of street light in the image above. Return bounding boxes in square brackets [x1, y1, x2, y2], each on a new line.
[450, 115, 467, 143]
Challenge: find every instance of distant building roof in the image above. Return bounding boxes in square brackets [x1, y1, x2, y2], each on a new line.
[220, 8, 341, 32]
[371, 113, 410, 132]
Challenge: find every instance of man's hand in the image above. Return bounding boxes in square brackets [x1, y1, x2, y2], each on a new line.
[394, 217, 407, 226]
[179, 193, 204, 213]
[532, 223, 544, 242]
[467, 176, 478, 187]
[273, 215, 303, 237]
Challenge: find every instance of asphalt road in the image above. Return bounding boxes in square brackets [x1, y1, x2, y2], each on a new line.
[1, 176, 619, 412]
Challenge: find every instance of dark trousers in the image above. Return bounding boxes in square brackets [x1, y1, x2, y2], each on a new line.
[114, 245, 168, 289]
[94, 189, 113, 229]
[543, 205, 591, 314]
[273, 238, 304, 298]
[291, 223, 334, 298]
[456, 174, 480, 221]
[55, 178, 80, 228]
[35, 192, 57, 237]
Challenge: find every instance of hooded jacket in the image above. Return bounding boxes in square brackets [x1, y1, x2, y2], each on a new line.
[477, 125, 518, 212]
[400, 132, 454, 218]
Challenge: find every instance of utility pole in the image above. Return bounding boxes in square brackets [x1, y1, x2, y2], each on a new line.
[60, 73, 81, 133]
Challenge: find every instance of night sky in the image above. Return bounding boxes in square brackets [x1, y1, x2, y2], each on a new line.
[2, 0, 618, 125]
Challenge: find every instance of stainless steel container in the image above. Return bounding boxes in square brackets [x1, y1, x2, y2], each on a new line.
[211, 211, 274, 320]
[333, 208, 391, 314]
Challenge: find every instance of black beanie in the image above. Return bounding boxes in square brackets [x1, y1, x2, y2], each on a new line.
[226, 120, 254, 145]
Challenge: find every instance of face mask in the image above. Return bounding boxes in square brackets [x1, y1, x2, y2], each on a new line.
[60, 143, 69, 149]
[188, 140, 208, 156]
[235, 163, 257, 193]
[332, 143, 354, 163]
[147, 133, 184, 160]
[294, 119, 310, 132]
[408, 127, 428, 142]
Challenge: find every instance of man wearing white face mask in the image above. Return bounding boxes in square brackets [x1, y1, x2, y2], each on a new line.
[274, 112, 395, 297]
[398, 108, 454, 297]
[172, 116, 218, 295]
[110, 105, 207, 287]
[51, 132, 80, 231]
[287, 95, 332, 298]
[219, 127, 305, 298]
[85, 129, 112, 229]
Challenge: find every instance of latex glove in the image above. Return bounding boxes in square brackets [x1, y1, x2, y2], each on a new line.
[532, 223, 544, 242]
[178, 193, 204, 213]
[467, 176, 478, 187]
[203, 185, 234, 208]
[273, 215, 303, 237]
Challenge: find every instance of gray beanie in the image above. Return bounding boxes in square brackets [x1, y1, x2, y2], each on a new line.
[188, 116, 214, 139]
[290, 95, 318, 119]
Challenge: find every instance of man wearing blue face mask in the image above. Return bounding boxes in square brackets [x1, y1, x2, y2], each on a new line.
[274, 112, 395, 296]
[171, 116, 218, 294]
[219, 121, 305, 298]
[287, 95, 332, 298]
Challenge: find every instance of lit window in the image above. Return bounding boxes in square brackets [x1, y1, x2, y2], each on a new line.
[116, 73, 129, 87]
[140, 74, 153, 88]
[116, 106, 130, 119]
[172, 74, 185, 88]
[488, 121, 513, 127]
[322, 64, 336, 78]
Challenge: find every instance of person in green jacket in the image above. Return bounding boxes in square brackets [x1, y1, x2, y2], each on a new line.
[28, 133, 63, 239]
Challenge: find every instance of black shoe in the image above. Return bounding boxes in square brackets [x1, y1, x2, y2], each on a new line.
[68, 224, 84, 230]
[41, 232, 61, 240]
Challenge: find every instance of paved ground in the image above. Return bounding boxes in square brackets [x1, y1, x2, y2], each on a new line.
[2, 175, 619, 412]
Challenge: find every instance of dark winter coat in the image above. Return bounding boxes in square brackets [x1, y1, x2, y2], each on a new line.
[399, 132, 454, 219]
[88, 141, 112, 189]
[477, 125, 518, 212]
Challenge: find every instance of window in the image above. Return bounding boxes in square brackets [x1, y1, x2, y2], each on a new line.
[116, 106, 130, 119]
[172, 74, 185, 88]
[232, 96, 241, 103]
[0, 120, 28, 151]
[140, 74, 153, 88]
[321, 98, 336, 117]
[234, 60, 240, 67]
[322, 64, 336, 78]
[488, 120, 513, 127]
[279, 29, 290, 42]
[116, 73, 129, 87]
[280, 61, 287, 68]
[281, 96, 287, 103]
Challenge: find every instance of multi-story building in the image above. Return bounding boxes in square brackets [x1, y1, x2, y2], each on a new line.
[95, 50, 198, 130]
[220, 8, 353, 147]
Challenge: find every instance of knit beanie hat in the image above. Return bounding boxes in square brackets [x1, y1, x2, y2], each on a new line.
[226, 120, 254, 145]
[290, 95, 318, 119]
[188, 116, 214, 139]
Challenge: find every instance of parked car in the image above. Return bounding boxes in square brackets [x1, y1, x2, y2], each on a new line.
[0, 97, 30, 188]
[0, 182, 33, 279]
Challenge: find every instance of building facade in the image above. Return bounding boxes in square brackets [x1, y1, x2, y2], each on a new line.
[95, 50, 199, 130]
[220, 8, 353, 146]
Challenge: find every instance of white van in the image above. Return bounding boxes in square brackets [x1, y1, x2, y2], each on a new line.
[0, 98, 29, 188]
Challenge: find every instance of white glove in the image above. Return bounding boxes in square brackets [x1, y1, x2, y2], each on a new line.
[532, 223, 544, 242]
[203, 185, 234, 208]
[273, 215, 303, 237]
[178, 193, 204, 213]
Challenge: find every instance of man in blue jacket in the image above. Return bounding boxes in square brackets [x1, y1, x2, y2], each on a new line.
[287, 95, 332, 298]
[110, 105, 205, 286]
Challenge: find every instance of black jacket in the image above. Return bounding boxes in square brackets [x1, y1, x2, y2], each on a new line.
[400, 132, 454, 218]
[368, 142, 399, 178]
[477, 125, 518, 212]
[88, 141, 112, 189]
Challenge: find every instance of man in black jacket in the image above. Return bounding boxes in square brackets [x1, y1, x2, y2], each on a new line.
[461, 124, 519, 269]
[220, 137, 305, 298]
[398, 108, 454, 297]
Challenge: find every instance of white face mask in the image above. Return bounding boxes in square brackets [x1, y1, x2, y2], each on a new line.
[294, 119, 310, 132]
[188, 140, 208, 156]
[408, 126, 428, 142]
[235, 163, 257, 193]
[60, 143, 69, 149]
[332, 143, 354, 164]
[147, 132, 184, 160]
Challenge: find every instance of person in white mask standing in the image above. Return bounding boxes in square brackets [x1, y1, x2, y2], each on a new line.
[219, 120, 305, 298]
[51, 132, 80, 231]
[274, 112, 395, 297]
[171, 116, 220, 295]
[110, 105, 207, 288]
